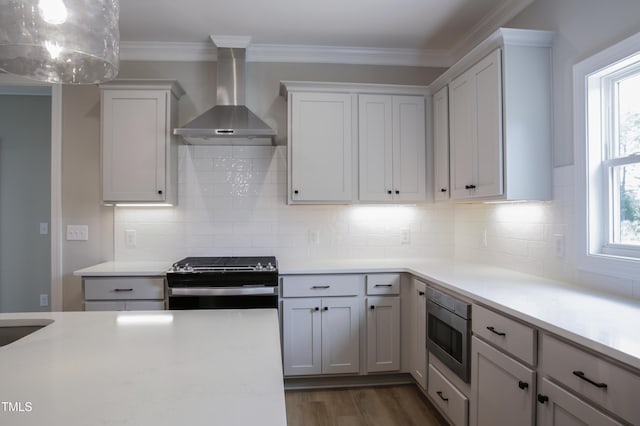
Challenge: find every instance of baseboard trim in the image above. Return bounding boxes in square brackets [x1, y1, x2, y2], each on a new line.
[284, 373, 414, 390]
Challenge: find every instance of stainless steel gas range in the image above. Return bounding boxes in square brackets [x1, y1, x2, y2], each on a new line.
[166, 256, 278, 310]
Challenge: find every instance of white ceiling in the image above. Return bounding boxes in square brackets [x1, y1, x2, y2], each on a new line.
[118, 0, 534, 66]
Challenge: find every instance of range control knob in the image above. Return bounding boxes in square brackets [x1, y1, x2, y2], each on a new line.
[266, 262, 276, 271]
[255, 262, 264, 271]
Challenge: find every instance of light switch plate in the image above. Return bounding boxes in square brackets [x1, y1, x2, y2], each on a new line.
[67, 225, 89, 241]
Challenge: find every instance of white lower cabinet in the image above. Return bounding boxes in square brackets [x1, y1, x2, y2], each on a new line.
[537, 378, 623, 426]
[471, 336, 535, 426]
[82, 277, 165, 311]
[409, 278, 427, 388]
[282, 297, 360, 376]
[366, 295, 400, 372]
[428, 363, 469, 426]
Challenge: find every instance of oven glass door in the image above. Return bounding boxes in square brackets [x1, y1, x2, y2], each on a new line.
[428, 313, 463, 363]
[169, 294, 277, 310]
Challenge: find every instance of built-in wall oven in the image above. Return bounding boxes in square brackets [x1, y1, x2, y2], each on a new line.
[426, 287, 472, 383]
[166, 256, 278, 310]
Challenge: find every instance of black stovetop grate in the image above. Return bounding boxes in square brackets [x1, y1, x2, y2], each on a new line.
[173, 256, 277, 268]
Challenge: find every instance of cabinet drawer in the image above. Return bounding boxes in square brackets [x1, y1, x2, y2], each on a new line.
[541, 334, 640, 426]
[428, 363, 468, 426]
[84, 277, 165, 300]
[84, 301, 126, 311]
[281, 275, 362, 297]
[472, 304, 536, 365]
[365, 273, 400, 295]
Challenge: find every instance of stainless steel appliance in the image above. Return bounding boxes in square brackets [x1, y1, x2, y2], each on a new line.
[166, 256, 278, 310]
[426, 287, 472, 382]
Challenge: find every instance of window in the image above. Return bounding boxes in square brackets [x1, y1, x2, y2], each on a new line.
[575, 31, 640, 278]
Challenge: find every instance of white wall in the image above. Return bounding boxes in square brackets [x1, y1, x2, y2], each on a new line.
[0, 94, 51, 312]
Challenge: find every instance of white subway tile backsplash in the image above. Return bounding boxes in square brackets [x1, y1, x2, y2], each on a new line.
[115, 153, 637, 299]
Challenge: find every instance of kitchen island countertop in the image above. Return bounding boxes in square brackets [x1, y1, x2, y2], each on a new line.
[0, 309, 286, 426]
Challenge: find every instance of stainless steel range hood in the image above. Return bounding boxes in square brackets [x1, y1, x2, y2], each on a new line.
[174, 38, 276, 145]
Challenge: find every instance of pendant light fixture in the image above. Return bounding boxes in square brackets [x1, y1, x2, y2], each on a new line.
[0, 0, 119, 84]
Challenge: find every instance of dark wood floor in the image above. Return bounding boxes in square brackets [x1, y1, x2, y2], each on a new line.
[285, 384, 448, 426]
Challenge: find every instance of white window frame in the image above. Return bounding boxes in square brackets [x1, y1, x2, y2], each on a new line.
[575, 31, 640, 279]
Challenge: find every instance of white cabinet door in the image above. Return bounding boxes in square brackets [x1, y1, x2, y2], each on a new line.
[450, 49, 503, 200]
[102, 89, 167, 203]
[392, 95, 426, 202]
[474, 49, 503, 198]
[358, 94, 426, 202]
[538, 378, 622, 426]
[471, 336, 535, 426]
[358, 94, 393, 201]
[433, 86, 450, 201]
[366, 296, 400, 372]
[282, 298, 322, 376]
[290, 92, 353, 203]
[322, 297, 360, 375]
[537, 378, 623, 426]
[410, 280, 427, 388]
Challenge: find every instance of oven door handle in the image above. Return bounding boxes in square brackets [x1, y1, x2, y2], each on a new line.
[168, 286, 278, 297]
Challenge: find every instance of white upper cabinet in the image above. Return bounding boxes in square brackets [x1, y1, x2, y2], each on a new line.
[435, 28, 553, 202]
[359, 94, 426, 202]
[288, 91, 355, 203]
[433, 86, 450, 201]
[100, 80, 184, 205]
[281, 81, 428, 204]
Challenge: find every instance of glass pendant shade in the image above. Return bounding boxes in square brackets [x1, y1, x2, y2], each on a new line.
[0, 0, 119, 84]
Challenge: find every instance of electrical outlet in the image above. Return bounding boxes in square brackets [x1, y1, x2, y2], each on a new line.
[554, 234, 565, 258]
[66, 225, 88, 241]
[125, 229, 137, 248]
[309, 230, 320, 245]
[401, 228, 411, 245]
[40, 294, 49, 307]
[482, 228, 488, 248]
[39, 223, 49, 235]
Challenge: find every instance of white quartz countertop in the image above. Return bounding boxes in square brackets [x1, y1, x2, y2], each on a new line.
[0, 309, 286, 426]
[73, 261, 173, 276]
[279, 258, 640, 371]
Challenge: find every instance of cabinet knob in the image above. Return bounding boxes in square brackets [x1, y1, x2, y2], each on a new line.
[294, 190, 299, 195]
[387, 190, 392, 195]
[518, 381, 529, 390]
[370, 305, 375, 310]
[395, 190, 400, 195]
[418, 291, 425, 296]
[157, 189, 163, 195]
[440, 188, 447, 192]
[314, 307, 319, 311]
[323, 306, 328, 311]
[537, 394, 549, 404]
[465, 184, 476, 190]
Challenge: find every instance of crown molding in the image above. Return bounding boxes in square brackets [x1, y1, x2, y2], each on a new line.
[120, 41, 452, 67]
[450, 0, 535, 62]
[119, 0, 534, 67]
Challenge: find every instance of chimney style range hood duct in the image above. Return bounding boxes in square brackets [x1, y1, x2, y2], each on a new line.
[173, 36, 276, 145]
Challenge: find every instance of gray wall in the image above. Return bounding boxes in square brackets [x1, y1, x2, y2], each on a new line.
[0, 95, 51, 312]
[507, 0, 640, 167]
[61, 86, 114, 311]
